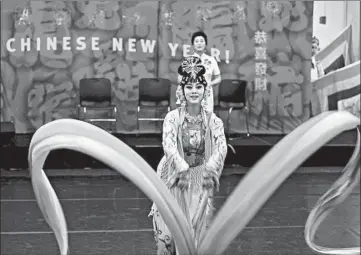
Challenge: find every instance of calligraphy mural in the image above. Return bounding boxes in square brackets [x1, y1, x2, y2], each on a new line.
[1, 1, 313, 134]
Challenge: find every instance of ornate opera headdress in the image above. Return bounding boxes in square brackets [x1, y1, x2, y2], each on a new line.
[176, 56, 211, 109]
[179, 56, 207, 84]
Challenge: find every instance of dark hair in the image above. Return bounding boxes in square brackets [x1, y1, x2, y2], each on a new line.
[312, 36, 319, 45]
[191, 31, 208, 45]
[178, 56, 207, 92]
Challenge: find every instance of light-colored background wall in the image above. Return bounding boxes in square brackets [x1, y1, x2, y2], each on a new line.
[313, 1, 359, 62]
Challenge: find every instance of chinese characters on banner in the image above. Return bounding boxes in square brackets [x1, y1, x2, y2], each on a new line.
[254, 31, 268, 91]
[233, 1, 246, 21]
[15, 4, 32, 26]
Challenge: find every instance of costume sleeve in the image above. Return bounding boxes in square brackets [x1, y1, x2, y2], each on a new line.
[316, 60, 325, 77]
[162, 111, 189, 175]
[206, 115, 227, 177]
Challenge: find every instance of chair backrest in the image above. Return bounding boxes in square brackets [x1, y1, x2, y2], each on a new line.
[218, 79, 247, 104]
[79, 78, 112, 105]
[139, 78, 171, 102]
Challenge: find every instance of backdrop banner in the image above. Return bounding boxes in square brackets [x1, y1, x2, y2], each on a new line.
[1, 1, 314, 134]
[315, 24, 352, 75]
[311, 60, 360, 118]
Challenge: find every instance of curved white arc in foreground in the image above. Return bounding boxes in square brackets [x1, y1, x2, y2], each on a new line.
[29, 119, 196, 255]
[304, 128, 360, 255]
[199, 111, 340, 253]
[199, 111, 360, 255]
[28, 112, 360, 255]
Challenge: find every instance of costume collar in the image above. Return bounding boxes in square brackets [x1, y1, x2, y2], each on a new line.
[191, 51, 206, 58]
[178, 106, 210, 127]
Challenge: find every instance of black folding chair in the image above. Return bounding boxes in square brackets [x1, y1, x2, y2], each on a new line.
[137, 78, 171, 134]
[214, 79, 251, 153]
[78, 78, 116, 129]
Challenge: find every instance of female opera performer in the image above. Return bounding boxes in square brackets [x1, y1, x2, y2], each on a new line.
[177, 31, 222, 112]
[311, 36, 325, 81]
[149, 56, 228, 255]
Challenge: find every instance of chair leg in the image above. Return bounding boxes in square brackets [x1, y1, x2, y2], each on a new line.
[77, 105, 80, 120]
[229, 106, 251, 141]
[226, 107, 237, 154]
[83, 106, 87, 121]
[227, 107, 233, 141]
[244, 106, 251, 137]
[112, 106, 117, 133]
[136, 106, 140, 136]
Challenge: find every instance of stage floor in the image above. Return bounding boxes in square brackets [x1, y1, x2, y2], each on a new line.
[1, 171, 360, 255]
[0, 130, 358, 171]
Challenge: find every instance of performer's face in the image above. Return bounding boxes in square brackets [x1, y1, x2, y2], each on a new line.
[312, 40, 319, 56]
[193, 36, 206, 52]
[183, 82, 205, 104]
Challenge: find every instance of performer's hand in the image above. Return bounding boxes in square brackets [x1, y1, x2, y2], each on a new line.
[176, 171, 189, 191]
[203, 171, 219, 191]
[203, 175, 214, 190]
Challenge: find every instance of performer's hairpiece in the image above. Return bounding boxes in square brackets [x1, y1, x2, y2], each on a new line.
[312, 36, 319, 44]
[177, 56, 207, 87]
